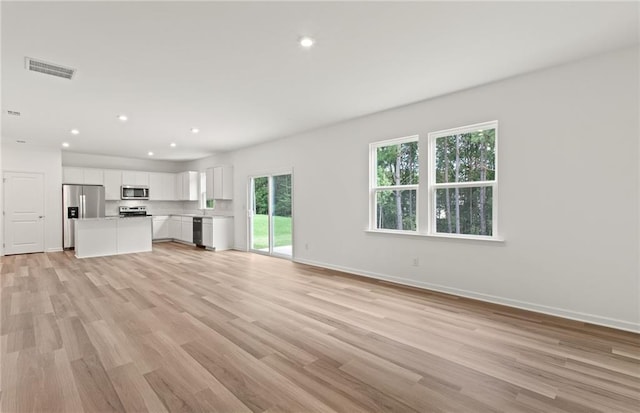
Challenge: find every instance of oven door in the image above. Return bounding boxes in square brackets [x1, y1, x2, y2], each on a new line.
[121, 186, 149, 200]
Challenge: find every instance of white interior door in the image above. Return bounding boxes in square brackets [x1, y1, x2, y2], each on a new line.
[3, 172, 45, 255]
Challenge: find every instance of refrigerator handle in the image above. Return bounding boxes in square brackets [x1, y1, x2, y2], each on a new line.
[80, 195, 85, 219]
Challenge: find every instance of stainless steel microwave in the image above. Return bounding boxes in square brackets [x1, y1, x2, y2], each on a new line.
[121, 185, 149, 200]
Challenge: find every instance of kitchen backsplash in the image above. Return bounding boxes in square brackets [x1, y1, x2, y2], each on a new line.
[106, 199, 234, 217]
[182, 199, 234, 216]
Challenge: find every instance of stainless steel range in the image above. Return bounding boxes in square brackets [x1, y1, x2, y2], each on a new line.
[119, 206, 151, 217]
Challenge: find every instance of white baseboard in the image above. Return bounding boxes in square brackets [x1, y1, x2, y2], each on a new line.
[46, 247, 63, 253]
[293, 257, 640, 334]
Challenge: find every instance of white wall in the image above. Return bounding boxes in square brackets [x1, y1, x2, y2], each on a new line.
[229, 47, 640, 332]
[2, 144, 63, 252]
[184, 153, 231, 172]
[62, 151, 187, 172]
[0, 143, 3, 254]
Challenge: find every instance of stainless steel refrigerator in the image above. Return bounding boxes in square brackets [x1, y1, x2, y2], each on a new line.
[63, 184, 105, 249]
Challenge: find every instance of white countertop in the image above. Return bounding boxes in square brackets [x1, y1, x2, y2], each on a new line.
[153, 214, 233, 218]
[75, 216, 152, 221]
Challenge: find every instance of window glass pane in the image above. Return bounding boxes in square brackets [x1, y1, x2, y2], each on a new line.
[272, 174, 292, 255]
[376, 141, 418, 186]
[435, 186, 493, 236]
[376, 189, 417, 231]
[251, 177, 269, 250]
[435, 129, 495, 183]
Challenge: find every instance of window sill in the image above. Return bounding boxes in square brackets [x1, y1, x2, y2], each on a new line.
[365, 229, 504, 243]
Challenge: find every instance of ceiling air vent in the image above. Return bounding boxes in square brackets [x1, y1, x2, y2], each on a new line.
[25, 57, 75, 80]
[7, 110, 21, 116]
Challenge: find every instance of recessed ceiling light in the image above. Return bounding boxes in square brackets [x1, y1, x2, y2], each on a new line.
[148, 151, 154, 156]
[118, 114, 128, 122]
[299, 36, 315, 48]
[70, 129, 79, 135]
[62, 142, 70, 148]
[191, 128, 199, 134]
[170, 143, 177, 148]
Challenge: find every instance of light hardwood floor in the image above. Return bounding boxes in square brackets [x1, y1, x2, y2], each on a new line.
[1, 242, 639, 412]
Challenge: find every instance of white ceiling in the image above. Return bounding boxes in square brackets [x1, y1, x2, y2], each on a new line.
[2, 1, 638, 160]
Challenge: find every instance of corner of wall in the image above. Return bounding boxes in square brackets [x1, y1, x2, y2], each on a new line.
[0, 143, 3, 257]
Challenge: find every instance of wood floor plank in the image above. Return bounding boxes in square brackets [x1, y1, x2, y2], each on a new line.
[34, 312, 63, 354]
[1, 242, 638, 413]
[108, 362, 169, 413]
[70, 354, 127, 413]
[144, 367, 207, 413]
[56, 316, 97, 362]
[53, 348, 86, 413]
[84, 319, 134, 370]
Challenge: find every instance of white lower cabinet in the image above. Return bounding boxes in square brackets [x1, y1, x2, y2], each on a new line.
[202, 217, 233, 250]
[156, 215, 232, 248]
[152, 216, 170, 240]
[169, 216, 181, 240]
[203, 218, 213, 247]
[181, 217, 193, 243]
[75, 217, 152, 259]
[117, 218, 153, 254]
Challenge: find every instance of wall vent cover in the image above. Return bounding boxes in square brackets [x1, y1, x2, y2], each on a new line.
[25, 57, 75, 79]
[7, 110, 21, 116]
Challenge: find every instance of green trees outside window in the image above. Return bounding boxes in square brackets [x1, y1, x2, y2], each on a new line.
[251, 175, 293, 250]
[434, 129, 495, 236]
[370, 121, 498, 239]
[374, 140, 418, 231]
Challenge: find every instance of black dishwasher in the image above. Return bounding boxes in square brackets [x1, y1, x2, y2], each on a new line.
[193, 217, 203, 246]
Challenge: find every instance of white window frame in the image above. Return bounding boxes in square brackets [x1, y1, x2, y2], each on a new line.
[368, 121, 500, 242]
[200, 172, 215, 210]
[369, 135, 419, 233]
[427, 120, 499, 240]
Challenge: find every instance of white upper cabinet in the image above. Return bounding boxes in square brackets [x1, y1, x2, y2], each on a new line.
[213, 166, 233, 200]
[122, 171, 150, 186]
[184, 171, 198, 201]
[165, 173, 177, 200]
[103, 170, 122, 200]
[63, 167, 104, 185]
[63, 167, 83, 184]
[83, 168, 104, 185]
[63, 167, 201, 202]
[149, 172, 177, 200]
[149, 173, 162, 200]
[175, 173, 184, 200]
[175, 171, 198, 201]
[206, 168, 214, 200]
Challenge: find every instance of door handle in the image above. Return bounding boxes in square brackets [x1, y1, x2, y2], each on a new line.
[38, 216, 44, 219]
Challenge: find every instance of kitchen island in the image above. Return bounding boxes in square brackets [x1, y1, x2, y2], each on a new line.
[74, 216, 152, 258]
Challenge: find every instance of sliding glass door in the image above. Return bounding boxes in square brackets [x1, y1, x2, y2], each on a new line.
[249, 173, 292, 258]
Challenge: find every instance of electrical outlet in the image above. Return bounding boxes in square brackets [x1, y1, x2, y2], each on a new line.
[412, 257, 419, 267]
